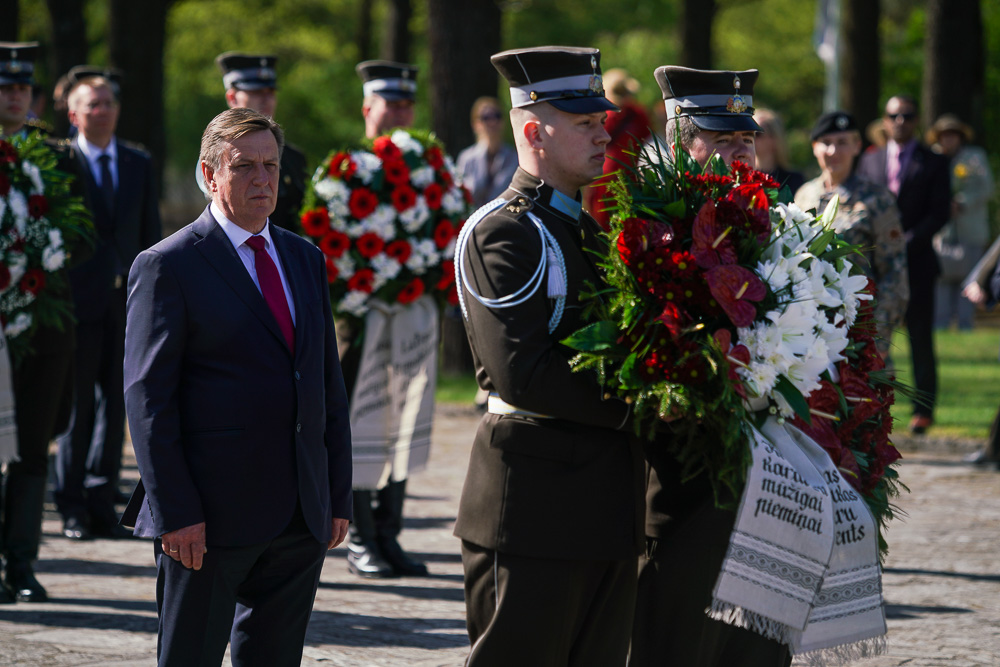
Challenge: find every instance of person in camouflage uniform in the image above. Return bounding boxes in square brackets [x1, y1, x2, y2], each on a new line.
[795, 111, 909, 355]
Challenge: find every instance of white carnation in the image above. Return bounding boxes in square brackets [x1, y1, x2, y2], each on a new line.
[409, 165, 435, 189]
[314, 177, 351, 203]
[391, 130, 423, 156]
[334, 255, 356, 277]
[21, 161, 44, 194]
[371, 253, 402, 282]
[3, 312, 32, 338]
[7, 190, 28, 234]
[442, 187, 466, 216]
[338, 291, 369, 317]
[399, 198, 430, 233]
[351, 151, 381, 185]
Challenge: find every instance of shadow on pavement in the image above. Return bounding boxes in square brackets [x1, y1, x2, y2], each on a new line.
[0, 608, 157, 633]
[884, 567, 1000, 583]
[319, 581, 465, 601]
[885, 603, 973, 619]
[306, 610, 468, 649]
[33, 559, 157, 578]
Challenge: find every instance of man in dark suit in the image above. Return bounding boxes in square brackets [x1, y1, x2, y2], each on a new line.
[858, 95, 951, 433]
[55, 73, 161, 541]
[122, 108, 352, 665]
[454, 46, 644, 666]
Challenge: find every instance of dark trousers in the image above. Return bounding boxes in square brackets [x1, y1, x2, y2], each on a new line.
[55, 289, 127, 527]
[906, 280, 938, 418]
[154, 504, 327, 667]
[461, 540, 636, 667]
[629, 502, 791, 667]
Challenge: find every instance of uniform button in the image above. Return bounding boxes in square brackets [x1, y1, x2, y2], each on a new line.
[296, 423, 302, 433]
[294, 371, 301, 380]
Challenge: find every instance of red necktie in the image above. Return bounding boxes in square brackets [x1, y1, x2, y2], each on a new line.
[246, 235, 295, 354]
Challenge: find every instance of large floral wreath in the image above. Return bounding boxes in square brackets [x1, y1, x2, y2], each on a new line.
[564, 141, 905, 556]
[299, 129, 472, 323]
[0, 132, 92, 365]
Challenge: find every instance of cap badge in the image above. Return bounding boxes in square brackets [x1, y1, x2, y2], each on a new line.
[259, 58, 267, 67]
[8, 60, 22, 74]
[402, 69, 410, 79]
[589, 74, 604, 95]
[10, 50, 17, 59]
[836, 115, 849, 129]
[726, 76, 747, 114]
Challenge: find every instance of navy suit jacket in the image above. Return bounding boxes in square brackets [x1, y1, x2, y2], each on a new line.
[70, 139, 161, 320]
[122, 207, 352, 547]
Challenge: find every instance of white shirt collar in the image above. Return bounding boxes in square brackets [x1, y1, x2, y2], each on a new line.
[210, 201, 274, 251]
[76, 133, 118, 162]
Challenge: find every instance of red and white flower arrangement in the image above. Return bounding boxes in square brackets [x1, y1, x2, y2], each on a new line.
[300, 129, 471, 321]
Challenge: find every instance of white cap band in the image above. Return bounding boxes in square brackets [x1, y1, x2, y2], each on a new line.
[363, 78, 418, 97]
[664, 93, 753, 119]
[509, 74, 601, 107]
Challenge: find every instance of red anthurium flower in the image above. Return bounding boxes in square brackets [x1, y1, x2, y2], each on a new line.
[617, 217, 661, 267]
[806, 380, 841, 417]
[397, 277, 425, 304]
[348, 188, 379, 219]
[355, 232, 385, 259]
[325, 257, 339, 283]
[383, 158, 410, 186]
[712, 329, 749, 397]
[20, 269, 46, 295]
[385, 239, 412, 263]
[328, 152, 356, 179]
[433, 220, 455, 249]
[391, 185, 417, 212]
[424, 183, 444, 210]
[28, 195, 49, 219]
[655, 301, 685, 339]
[691, 200, 738, 268]
[705, 265, 766, 327]
[300, 208, 331, 237]
[726, 182, 771, 242]
[373, 136, 402, 162]
[347, 268, 375, 293]
[425, 146, 445, 169]
[319, 230, 350, 258]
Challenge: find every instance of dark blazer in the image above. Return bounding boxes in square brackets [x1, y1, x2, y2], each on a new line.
[857, 142, 950, 286]
[122, 207, 352, 547]
[453, 168, 644, 562]
[70, 139, 161, 321]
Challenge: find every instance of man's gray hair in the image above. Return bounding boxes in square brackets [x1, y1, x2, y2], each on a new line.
[665, 115, 701, 151]
[67, 76, 117, 111]
[199, 107, 284, 172]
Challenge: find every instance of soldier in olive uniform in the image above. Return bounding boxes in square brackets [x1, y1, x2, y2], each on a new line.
[795, 111, 909, 356]
[205, 52, 306, 233]
[628, 67, 792, 667]
[454, 46, 645, 667]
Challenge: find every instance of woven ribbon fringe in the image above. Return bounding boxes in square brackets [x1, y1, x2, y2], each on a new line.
[0, 328, 18, 466]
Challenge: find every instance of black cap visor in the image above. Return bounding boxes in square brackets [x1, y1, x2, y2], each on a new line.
[687, 112, 761, 133]
[548, 95, 619, 114]
[372, 90, 416, 102]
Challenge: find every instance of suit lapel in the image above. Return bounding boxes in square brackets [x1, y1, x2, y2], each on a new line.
[114, 141, 138, 227]
[73, 147, 108, 223]
[192, 209, 289, 352]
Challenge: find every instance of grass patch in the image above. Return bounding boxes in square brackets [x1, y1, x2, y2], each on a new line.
[436, 372, 479, 405]
[890, 328, 999, 440]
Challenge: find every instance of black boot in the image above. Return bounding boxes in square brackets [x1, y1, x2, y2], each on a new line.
[346, 490, 395, 579]
[375, 480, 428, 577]
[2, 472, 48, 602]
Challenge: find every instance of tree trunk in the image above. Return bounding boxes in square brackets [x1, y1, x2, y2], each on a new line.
[44, 0, 89, 136]
[427, 0, 502, 375]
[108, 0, 172, 192]
[680, 0, 715, 69]
[0, 0, 18, 41]
[923, 0, 984, 135]
[356, 0, 375, 62]
[839, 0, 880, 142]
[380, 0, 412, 63]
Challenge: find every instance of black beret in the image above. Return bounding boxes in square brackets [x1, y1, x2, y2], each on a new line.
[810, 111, 859, 141]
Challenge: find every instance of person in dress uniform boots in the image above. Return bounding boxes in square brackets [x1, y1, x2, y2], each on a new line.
[121, 108, 352, 665]
[210, 52, 306, 233]
[0, 42, 89, 604]
[338, 59, 429, 580]
[628, 66, 792, 667]
[453, 46, 646, 666]
[53, 72, 162, 542]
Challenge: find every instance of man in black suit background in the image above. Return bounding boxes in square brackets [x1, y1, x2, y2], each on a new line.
[858, 95, 950, 434]
[55, 73, 161, 541]
[122, 108, 352, 666]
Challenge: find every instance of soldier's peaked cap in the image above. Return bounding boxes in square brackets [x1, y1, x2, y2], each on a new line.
[0, 42, 38, 87]
[67, 65, 124, 97]
[491, 46, 618, 114]
[216, 52, 278, 92]
[654, 66, 761, 133]
[356, 61, 418, 101]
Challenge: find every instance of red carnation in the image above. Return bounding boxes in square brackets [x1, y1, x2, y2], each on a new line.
[0, 140, 16, 163]
[437, 261, 456, 290]
[439, 169, 453, 188]
[28, 195, 49, 219]
[319, 230, 350, 258]
[373, 136, 402, 162]
[383, 158, 411, 186]
[0, 263, 10, 291]
[385, 239, 412, 263]
[433, 220, 455, 249]
[0, 172, 9, 196]
[348, 188, 379, 219]
[20, 269, 46, 295]
[446, 284, 459, 306]
[328, 152, 356, 180]
[424, 183, 444, 210]
[347, 268, 375, 293]
[355, 232, 385, 259]
[325, 257, 339, 284]
[425, 146, 444, 169]
[667, 250, 697, 279]
[397, 277, 425, 305]
[391, 185, 417, 212]
[300, 208, 331, 237]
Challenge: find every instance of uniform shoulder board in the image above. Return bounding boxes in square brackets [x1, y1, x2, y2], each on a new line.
[503, 195, 534, 216]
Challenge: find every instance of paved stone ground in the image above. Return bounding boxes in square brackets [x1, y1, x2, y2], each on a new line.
[1, 405, 998, 666]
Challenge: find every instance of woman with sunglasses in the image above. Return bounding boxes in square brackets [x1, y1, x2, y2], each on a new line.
[456, 96, 519, 208]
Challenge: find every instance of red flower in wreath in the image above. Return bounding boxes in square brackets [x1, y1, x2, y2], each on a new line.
[391, 185, 417, 212]
[355, 232, 385, 259]
[385, 239, 412, 263]
[425, 145, 444, 169]
[397, 277, 425, 305]
[349, 188, 379, 219]
[704, 264, 766, 328]
[423, 183, 444, 210]
[437, 260, 455, 290]
[319, 230, 350, 258]
[347, 268, 375, 293]
[692, 200, 738, 268]
[325, 257, 339, 284]
[300, 208, 331, 237]
[0, 172, 10, 196]
[0, 263, 10, 291]
[383, 158, 410, 186]
[373, 136, 402, 162]
[328, 152, 356, 179]
[20, 269, 46, 295]
[0, 140, 16, 163]
[446, 284, 459, 306]
[433, 220, 455, 249]
[439, 170, 453, 188]
[28, 194, 49, 219]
